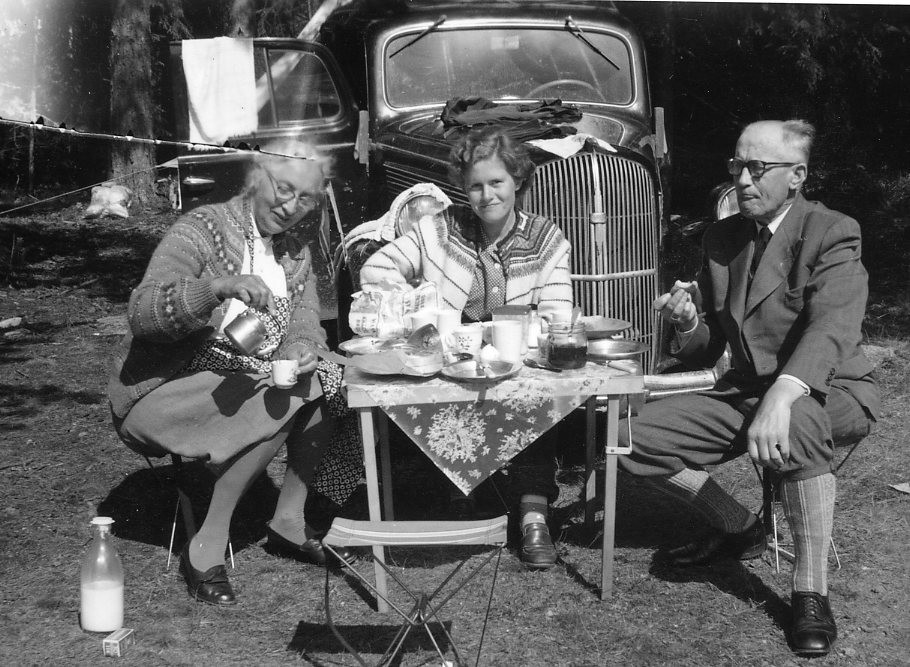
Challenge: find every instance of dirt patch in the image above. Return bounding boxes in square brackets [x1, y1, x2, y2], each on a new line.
[1, 205, 909, 665]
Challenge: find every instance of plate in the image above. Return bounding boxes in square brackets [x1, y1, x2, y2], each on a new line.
[580, 316, 632, 339]
[440, 359, 522, 383]
[353, 344, 444, 377]
[338, 337, 386, 355]
[587, 339, 649, 360]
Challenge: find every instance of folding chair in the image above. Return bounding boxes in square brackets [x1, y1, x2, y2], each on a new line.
[323, 516, 508, 667]
[142, 453, 234, 569]
[754, 434, 865, 573]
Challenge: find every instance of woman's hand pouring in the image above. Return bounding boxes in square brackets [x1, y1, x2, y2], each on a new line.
[212, 275, 276, 312]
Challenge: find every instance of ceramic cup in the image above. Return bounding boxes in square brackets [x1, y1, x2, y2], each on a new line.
[408, 310, 437, 333]
[435, 308, 462, 337]
[451, 324, 483, 357]
[271, 360, 298, 388]
[491, 320, 524, 364]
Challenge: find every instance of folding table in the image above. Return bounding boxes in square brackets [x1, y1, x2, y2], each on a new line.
[343, 361, 644, 608]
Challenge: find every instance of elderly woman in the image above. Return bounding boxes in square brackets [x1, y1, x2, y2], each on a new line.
[108, 143, 354, 606]
[360, 126, 573, 569]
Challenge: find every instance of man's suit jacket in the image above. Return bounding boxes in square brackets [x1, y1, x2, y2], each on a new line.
[674, 193, 880, 419]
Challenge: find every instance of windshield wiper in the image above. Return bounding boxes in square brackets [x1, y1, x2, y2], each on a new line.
[390, 14, 446, 58]
[565, 16, 620, 71]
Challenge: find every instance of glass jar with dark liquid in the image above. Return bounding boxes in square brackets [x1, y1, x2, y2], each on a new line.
[546, 322, 588, 369]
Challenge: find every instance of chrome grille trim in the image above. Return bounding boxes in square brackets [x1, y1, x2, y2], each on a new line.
[524, 152, 660, 370]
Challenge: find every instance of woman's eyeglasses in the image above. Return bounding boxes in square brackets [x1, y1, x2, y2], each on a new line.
[727, 158, 799, 179]
[263, 169, 322, 211]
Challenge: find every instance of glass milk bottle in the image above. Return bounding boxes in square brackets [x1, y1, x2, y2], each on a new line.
[80, 517, 124, 632]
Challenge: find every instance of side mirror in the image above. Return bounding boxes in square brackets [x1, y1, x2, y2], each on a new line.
[712, 183, 738, 221]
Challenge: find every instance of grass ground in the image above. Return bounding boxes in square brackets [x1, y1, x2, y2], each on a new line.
[1, 207, 908, 666]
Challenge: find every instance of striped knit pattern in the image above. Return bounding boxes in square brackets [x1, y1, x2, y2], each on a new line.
[108, 195, 327, 419]
[359, 206, 573, 312]
[781, 473, 835, 594]
[655, 467, 755, 534]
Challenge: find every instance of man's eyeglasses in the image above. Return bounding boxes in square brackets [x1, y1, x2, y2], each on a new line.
[727, 158, 799, 179]
[262, 169, 322, 211]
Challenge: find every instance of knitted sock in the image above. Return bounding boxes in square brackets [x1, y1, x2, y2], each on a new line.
[780, 473, 835, 595]
[652, 468, 756, 534]
[518, 494, 548, 531]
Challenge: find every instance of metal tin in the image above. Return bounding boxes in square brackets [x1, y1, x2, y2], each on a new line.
[224, 308, 267, 355]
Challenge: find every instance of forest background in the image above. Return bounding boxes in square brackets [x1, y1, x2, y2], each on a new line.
[1, 0, 909, 309]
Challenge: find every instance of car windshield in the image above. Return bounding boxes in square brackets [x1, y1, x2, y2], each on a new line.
[384, 27, 633, 108]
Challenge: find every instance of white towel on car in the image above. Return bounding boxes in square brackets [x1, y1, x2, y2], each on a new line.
[182, 37, 257, 144]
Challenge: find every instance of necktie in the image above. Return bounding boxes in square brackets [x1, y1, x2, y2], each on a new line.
[749, 225, 772, 282]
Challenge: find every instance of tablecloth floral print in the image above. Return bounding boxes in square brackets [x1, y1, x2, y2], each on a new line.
[357, 371, 608, 494]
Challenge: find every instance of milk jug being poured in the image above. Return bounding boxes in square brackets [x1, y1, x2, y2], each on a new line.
[80, 516, 124, 632]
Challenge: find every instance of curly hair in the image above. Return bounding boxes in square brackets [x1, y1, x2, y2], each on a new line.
[244, 139, 333, 195]
[447, 126, 535, 196]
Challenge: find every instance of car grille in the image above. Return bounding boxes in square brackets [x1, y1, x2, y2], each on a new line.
[524, 152, 659, 370]
[383, 152, 660, 370]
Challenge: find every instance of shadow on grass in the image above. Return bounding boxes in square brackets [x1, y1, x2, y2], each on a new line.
[556, 470, 701, 551]
[1, 216, 163, 301]
[97, 462, 279, 554]
[648, 555, 791, 631]
[289, 620, 453, 665]
[0, 381, 105, 430]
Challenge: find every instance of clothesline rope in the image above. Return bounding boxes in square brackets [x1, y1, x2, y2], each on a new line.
[0, 116, 240, 154]
[0, 164, 164, 216]
[0, 116, 318, 216]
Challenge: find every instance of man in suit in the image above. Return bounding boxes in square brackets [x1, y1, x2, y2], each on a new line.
[618, 120, 879, 656]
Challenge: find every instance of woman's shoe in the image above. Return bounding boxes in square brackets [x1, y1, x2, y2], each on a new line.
[179, 544, 237, 606]
[264, 525, 357, 567]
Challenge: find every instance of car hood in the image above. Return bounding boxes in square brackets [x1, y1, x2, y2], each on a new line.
[375, 106, 656, 165]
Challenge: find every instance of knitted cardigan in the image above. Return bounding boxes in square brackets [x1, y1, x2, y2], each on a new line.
[108, 195, 326, 420]
[359, 206, 573, 312]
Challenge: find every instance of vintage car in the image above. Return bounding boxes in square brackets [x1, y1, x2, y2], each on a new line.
[168, 0, 719, 394]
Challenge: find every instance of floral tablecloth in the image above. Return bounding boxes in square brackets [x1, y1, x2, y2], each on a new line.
[344, 363, 641, 494]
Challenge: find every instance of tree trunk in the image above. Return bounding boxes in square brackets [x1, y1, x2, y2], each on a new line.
[109, 0, 156, 208]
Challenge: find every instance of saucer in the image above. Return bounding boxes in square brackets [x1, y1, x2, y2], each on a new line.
[440, 359, 522, 383]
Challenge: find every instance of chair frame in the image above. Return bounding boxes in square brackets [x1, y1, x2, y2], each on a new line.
[322, 516, 508, 667]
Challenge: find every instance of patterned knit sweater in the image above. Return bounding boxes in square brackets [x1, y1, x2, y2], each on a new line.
[359, 206, 573, 311]
[108, 195, 326, 420]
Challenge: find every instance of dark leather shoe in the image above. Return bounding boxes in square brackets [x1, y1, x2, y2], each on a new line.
[179, 545, 237, 606]
[667, 518, 766, 566]
[791, 592, 837, 656]
[519, 522, 557, 570]
[264, 526, 357, 567]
